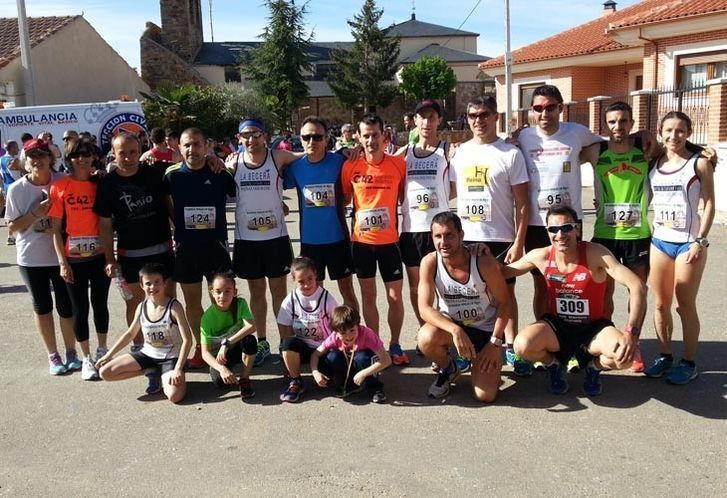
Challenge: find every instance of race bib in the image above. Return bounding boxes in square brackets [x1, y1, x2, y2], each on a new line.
[458, 198, 491, 222]
[294, 318, 324, 342]
[184, 206, 215, 230]
[556, 297, 590, 318]
[246, 210, 278, 231]
[653, 203, 686, 229]
[450, 305, 484, 327]
[303, 184, 335, 207]
[538, 189, 572, 210]
[33, 216, 52, 233]
[357, 207, 391, 232]
[604, 203, 641, 228]
[408, 188, 439, 211]
[68, 236, 101, 258]
[146, 328, 167, 348]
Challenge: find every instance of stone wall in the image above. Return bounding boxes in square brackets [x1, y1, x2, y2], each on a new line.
[159, 0, 203, 62]
[140, 28, 208, 90]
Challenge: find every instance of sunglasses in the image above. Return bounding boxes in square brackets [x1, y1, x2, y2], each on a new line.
[546, 223, 578, 234]
[240, 131, 263, 140]
[301, 134, 325, 142]
[467, 111, 494, 121]
[68, 151, 94, 159]
[532, 103, 560, 113]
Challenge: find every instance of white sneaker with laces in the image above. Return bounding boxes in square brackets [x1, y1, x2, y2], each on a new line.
[81, 357, 99, 381]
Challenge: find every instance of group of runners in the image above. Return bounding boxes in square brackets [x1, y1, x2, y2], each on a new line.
[2, 83, 716, 404]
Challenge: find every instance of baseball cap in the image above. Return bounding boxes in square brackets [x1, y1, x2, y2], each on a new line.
[415, 99, 442, 116]
[23, 138, 51, 155]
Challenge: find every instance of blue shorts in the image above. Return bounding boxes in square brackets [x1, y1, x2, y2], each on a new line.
[651, 238, 692, 260]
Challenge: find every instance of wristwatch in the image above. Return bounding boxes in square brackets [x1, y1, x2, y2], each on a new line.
[489, 336, 503, 347]
[625, 325, 640, 337]
[694, 237, 710, 248]
[221, 338, 230, 348]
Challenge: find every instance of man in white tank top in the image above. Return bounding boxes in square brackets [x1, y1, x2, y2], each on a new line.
[397, 99, 451, 327]
[417, 212, 510, 402]
[228, 118, 302, 367]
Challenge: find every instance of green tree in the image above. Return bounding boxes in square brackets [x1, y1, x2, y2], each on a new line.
[246, 0, 312, 130]
[399, 56, 457, 101]
[327, 0, 400, 113]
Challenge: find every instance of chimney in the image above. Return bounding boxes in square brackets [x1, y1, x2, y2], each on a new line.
[411, 12, 416, 21]
[603, 0, 617, 15]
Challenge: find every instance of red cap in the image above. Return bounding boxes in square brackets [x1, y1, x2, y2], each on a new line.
[23, 138, 51, 155]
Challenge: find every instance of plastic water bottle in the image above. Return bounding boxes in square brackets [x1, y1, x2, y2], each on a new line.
[113, 268, 133, 301]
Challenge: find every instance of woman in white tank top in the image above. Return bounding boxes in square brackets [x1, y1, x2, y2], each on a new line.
[645, 111, 715, 385]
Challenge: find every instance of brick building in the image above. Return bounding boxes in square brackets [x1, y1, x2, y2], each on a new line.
[140, 1, 492, 127]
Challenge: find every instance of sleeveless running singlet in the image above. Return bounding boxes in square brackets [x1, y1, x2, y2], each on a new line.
[139, 298, 182, 360]
[401, 141, 450, 233]
[544, 242, 606, 324]
[593, 142, 651, 240]
[234, 150, 287, 241]
[649, 154, 701, 244]
[151, 147, 173, 163]
[289, 287, 332, 347]
[434, 250, 497, 331]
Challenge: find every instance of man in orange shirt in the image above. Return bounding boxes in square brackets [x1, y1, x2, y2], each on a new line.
[341, 114, 408, 365]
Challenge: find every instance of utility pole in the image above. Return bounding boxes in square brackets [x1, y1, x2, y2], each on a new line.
[16, 0, 35, 106]
[208, 0, 215, 42]
[504, 0, 512, 136]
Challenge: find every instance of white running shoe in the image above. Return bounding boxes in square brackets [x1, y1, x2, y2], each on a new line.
[81, 357, 99, 381]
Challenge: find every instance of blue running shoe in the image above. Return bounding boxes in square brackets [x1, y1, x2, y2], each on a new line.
[389, 344, 410, 366]
[145, 372, 163, 395]
[546, 362, 568, 394]
[254, 339, 271, 367]
[665, 360, 698, 385]
[48, 353, 68, 376]
[644, 356, 673, 378]
[583, 364, 602, 396]
[65, 349, 82, 372]
[455, 355, 471, 373]
[280, 378, 305, 403]
[506, 348, 533, 377]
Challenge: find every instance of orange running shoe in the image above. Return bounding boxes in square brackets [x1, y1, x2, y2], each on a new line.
[630, 345, 645, 373]
[188, 344, 205, 369]
[389, 344, 410, 366]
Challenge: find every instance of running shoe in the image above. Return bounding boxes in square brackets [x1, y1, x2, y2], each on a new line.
[644, 356, 673, 378]
[280, 378, 305, 403]
[566, 356, 581, 373]
[81, 357, 99, 381]
[583, 364, 602, 396]
[455, 355, 471, 373]
[505, 348, 533, 377]
[389, 344, 410, 366]
[187, 344, 205, 369]
[533, 361, 546, 371]
[254, 339, 271, 367]
[64, 349, 82, 371]
[428, 362, 461, 399]
[95, 346, 108, 362]
[239, 378, 255, 399]
[145, 373, 163, 395]
[372, 389, 387, 404]
[665, 360, 698, 385]
[6, 236, 15, 245]
[546, 362, 568, 394]
[629, 345, 645, 373]
[48, 353, 68, 376]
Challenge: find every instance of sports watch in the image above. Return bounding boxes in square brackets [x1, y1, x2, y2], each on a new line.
[695, 237, 710, 248]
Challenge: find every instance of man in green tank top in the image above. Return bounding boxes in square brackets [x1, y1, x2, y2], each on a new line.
[583, 101, 656, 372]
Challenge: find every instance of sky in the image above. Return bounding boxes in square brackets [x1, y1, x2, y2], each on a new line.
[1, 0, 641, 72]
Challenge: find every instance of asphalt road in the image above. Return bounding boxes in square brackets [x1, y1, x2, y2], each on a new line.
[1, 188, 725, 496]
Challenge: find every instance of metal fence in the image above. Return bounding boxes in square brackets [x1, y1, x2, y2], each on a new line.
[645, 85, 710, 145]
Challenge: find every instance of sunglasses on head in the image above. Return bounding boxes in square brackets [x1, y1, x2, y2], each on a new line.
[301, 134, 325, 142]
[467, 111, 494, 121]
[546, 223, 578, 234]
[240, 131, 263, 140]
[532, 103, 560, 113]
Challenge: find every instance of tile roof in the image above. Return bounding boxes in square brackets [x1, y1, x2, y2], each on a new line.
[481, 0, 727, 69]
[386, 15, 478, 38]
[400, 44, 490, 64]
[193, 41, 354, 66]
[0, 16, 79, 69]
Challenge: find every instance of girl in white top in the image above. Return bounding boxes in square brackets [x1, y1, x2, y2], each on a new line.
[645, 111, 715, 385]
[96, 263, 193, 403]
[277, 257, 339, 403]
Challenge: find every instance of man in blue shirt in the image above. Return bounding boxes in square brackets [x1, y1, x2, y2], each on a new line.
[283, 116, 358, 310]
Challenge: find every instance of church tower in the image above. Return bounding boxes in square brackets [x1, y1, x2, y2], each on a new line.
[159, 0, 203, 61]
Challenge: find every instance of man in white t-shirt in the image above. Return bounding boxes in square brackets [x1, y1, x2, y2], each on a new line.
[517, 85, 602, 337]
[450, 95, 531, 375]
